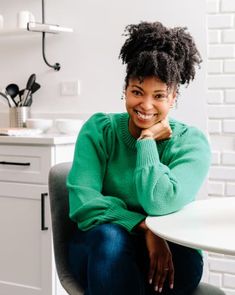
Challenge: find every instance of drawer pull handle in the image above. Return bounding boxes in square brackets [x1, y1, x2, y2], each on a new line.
[0, 161, 31, 166]
[41, 193, 48, 231]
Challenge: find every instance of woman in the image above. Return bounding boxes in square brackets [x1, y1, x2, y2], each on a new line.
[67, 21, 211, 295]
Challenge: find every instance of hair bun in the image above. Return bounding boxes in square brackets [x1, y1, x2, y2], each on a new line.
[119, 21, 202, 86]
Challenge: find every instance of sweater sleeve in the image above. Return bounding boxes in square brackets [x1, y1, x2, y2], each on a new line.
[67, 113, 145, 232]
[134, 127, 211, 215]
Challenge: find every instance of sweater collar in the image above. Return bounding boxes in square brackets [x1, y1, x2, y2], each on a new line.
[119, 112, 181, 150]
[119, 113, 137, 150]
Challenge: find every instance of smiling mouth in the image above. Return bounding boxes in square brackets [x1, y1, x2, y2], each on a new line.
[134, 110, 157, 120]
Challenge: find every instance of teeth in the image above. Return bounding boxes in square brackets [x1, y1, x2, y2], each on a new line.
[136, 111, 154, 120]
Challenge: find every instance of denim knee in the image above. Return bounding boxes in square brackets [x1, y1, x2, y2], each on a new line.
[89, 223, 133, 259]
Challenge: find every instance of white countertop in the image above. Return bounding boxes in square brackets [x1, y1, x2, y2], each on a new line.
[0, 133, 77, 145]
[146, 197, 235, 255]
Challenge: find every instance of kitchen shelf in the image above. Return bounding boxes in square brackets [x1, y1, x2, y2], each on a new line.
[0, 0, 73, 70]
[28, 22, 73, 34]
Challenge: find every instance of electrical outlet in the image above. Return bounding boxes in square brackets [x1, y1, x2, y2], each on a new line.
[60, 80, 80, 96]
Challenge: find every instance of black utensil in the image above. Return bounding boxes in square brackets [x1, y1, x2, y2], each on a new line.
[22, 73, 36, 106]
[31, 82, 41, 94]
[6, 84, 19, 106]
[6, 84, 19, 99]
[26, 95, 33, 106]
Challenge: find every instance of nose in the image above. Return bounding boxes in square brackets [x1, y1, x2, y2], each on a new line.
[140, 96, 154, 111]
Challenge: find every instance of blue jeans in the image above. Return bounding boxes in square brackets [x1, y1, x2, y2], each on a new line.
[68, 223, 203, 295]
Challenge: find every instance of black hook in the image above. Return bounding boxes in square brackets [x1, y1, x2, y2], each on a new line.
[42, 32, 61, 71]
[41, 0, 61, 71]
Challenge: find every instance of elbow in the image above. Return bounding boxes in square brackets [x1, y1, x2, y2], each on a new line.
[141, 185, 181, 216]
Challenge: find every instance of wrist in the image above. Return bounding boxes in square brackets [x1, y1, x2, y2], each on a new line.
[138, 131, 154, 141]
[136, 220, 148, 233]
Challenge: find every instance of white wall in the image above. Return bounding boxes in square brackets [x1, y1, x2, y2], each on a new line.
[1, 0, 207, 130]
[206, 0, 235, 294]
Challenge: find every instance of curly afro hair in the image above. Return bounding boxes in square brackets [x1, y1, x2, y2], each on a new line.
[119, 21, 202, 89]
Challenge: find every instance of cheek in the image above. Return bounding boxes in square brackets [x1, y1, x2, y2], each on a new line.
[125, 97, 135, 109]
[156, 104, 172, 116]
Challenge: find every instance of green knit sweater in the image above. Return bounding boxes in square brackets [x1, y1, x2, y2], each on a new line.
[67, 112, 211, 232]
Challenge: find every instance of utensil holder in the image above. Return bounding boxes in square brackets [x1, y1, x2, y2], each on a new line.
[9, 107, 31, 128]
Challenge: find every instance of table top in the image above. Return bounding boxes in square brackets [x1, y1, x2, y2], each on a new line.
[146, 197, 235, 255]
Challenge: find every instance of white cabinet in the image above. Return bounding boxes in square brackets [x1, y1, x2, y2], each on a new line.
[0, 134, 76, 295]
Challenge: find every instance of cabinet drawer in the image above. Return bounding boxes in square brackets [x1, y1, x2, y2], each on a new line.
[0, 145, 52, 184]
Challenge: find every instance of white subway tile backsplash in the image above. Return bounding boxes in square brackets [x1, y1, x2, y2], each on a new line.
[222, 151, 235, 165]
[207, 0, 220, 13]
[226, 183, 235, 195]
[209, 166, 235, 180]
[207, 14, 234, 29]
[208, 119, 222, 133]
[221, 0, 235, 12]
[211, 150, 221, 164]
[209, 257, 235, 273]
[208, 181, 224, 195]
[224, 274, 235, 288]
[208, 60, 223, 73]
[207, 90, 224, 103]
[224, 60, 235, 73]
[209, 134, 235, 150]
[208, 30, 221, 43]
[208, 105, 235, 118]
[223, 120, 235, 133]
[208, 272, 222, 286]
[207, 75, 235, 89]
[223, 30, 235, 43]
[206, 0, 235, 289]
[225, 90, 235, 103]
[208, 44, 235, 59]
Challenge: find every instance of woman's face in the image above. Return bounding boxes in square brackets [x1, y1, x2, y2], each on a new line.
[125, 76, 177, 138]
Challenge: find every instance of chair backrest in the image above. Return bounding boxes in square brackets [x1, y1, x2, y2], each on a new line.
[191, 282, 225, 295]
[48, 162, 84, 295]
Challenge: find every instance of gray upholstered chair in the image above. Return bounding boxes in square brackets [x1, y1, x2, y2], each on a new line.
[48, 162, 225, 295]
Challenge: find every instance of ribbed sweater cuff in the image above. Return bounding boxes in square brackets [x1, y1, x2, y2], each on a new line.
[108, 206, 146, 232]
[136, 139, 160, 167]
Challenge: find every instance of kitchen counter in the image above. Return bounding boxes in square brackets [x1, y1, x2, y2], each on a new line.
[0, 133, 77, 145]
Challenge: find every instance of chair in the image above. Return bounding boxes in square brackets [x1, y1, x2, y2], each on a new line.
[48, 162, 225, 295]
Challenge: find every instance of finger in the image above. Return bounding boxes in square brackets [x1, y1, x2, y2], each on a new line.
[157, 267, 169, 293]
[153, 260, 164, 292]
[168, 259, 175, 290]
[148, 254, 156, 285]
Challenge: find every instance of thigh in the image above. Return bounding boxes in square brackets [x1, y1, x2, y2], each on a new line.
[68, 223, 147, 295]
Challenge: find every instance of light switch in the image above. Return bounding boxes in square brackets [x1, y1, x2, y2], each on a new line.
[60, 80, 80, 96]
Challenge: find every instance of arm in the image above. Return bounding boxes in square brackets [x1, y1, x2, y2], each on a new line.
[134, 125, 211, 215]
[67, 113, 145, 231]
[136, 219, 174, 292]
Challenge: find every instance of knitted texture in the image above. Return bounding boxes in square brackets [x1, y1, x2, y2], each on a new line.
[67, 113, 211, 232]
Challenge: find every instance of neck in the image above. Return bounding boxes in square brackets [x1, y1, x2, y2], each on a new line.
[128, 119, 141, 139]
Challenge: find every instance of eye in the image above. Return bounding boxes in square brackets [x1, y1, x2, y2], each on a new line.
[154, 93, 167, 101]
[131, 90, 143, 97]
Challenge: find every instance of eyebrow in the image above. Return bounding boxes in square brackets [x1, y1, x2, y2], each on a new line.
[131, 85, 167, 93]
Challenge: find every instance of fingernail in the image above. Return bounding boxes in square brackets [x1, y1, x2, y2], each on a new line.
[149, 278, 152, 284]
[155, 286, 158, 291]
[170, 283, 174, 289]
[159, 287, 162, 293]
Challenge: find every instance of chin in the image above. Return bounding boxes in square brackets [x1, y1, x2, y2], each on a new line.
[134, 119, 156, 129]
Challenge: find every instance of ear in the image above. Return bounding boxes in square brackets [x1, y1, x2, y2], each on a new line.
[170, 88, 177, 107]
[123, 89, 127, 100]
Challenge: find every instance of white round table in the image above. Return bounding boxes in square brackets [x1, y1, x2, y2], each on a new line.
[146, 197, 235, 255]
